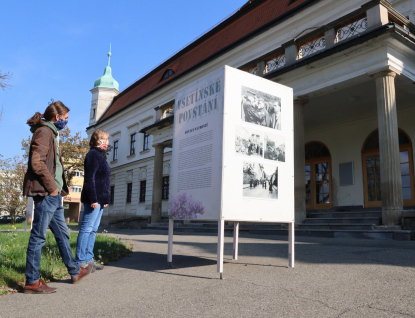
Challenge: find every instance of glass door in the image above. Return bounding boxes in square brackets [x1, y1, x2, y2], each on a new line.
[305, 159, 332, 210]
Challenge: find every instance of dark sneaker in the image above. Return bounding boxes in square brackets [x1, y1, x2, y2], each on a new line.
[71, 265, 92, 284]
[88, 259, 104, 270]
[24, 279, 57, 294]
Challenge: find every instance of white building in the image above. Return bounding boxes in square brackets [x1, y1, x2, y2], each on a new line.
[87, 0, 415, 227]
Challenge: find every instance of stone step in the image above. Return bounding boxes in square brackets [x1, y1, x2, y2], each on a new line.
[303, 217, 381, 225]
[249, 229, 413, 241]
[308, 207, 380, 212]
[297, 223, 376, 230]
[307, 211, 382, 219]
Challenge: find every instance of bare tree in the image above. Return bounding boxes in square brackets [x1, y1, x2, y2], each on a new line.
[0, 70, 12, 124]
[0, 70, 12, 91]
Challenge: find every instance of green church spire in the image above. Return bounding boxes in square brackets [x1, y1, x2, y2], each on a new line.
[93, 44, 119, 90]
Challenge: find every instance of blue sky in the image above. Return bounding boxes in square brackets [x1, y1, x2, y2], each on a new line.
[0, 0, 247, 159]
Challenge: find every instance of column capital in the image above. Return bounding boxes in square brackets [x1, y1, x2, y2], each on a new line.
[153, 143, 165, 150]
[368, 66, 401, 79]
[153, 139, 173, 149]
[293, 96, 309, 105]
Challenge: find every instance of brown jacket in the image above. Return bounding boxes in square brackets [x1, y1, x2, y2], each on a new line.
[23, 126, 69, 197]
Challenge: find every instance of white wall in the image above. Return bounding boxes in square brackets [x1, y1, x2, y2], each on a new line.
[305, 105, 415, 207]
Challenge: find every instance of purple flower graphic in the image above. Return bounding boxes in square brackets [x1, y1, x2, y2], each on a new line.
[169, 192, 205, 219]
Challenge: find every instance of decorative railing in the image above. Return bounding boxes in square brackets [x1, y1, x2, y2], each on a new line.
[297, 36, 326, 59]
[265, 55, 286, 73]
[243, 0, 415, 76]
[247, 66, 258, 75]
[336, 17, 368, 43]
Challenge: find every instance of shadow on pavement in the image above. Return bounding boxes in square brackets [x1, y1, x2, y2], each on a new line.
[108, 251, 220, 279]
[106, 230, 415, 268]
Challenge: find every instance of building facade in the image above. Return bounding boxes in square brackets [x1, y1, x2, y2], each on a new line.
[87, 0, 415, 226]
[63, 169, 84, 223]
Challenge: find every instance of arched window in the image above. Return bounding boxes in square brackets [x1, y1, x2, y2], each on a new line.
[305, 141, 332, 210]
[362, 129, 414, 207]
[305, 142, 331, 160]
[362, 129, 411, 151]
[161, 69, 174, 81]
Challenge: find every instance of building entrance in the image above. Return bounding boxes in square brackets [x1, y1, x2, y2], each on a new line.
[305, 142, 332, 210]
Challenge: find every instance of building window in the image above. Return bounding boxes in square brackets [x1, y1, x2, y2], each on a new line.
[130, 133, 136, 155]
[72, 186, 82, 193]
[362, 129, 415, 207]
[161, 69, 174, 80]
[162, 176, 169, 200]
[113, 140, 118, 161]
[139, 180, 146, 203]
[110, 186, 114, 205]
[143, 133, 150, 151]
[73, 170, 83, 177]
[126, 183, 132, 203]
[91, 108, 95, 119]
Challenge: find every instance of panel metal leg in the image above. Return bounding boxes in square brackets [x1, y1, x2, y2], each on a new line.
[167, 219, 174, 267]
[217, 219, 225, 279]
[288, 222, 295, 268]
[233, 222, 239, 260]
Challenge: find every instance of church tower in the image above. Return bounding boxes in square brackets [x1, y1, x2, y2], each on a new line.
[89, 45, 120, 126]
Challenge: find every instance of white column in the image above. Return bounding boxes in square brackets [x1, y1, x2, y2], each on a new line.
[294, 97, 308, 223]
[217, 219, 225, 279]
[372, 69, 403, 225]
[151, 144, 165, 223]
[233, 222, 239, 260]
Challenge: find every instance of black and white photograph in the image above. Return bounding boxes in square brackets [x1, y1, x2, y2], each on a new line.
[264, 134, 285, 162]
[235, 126, 263, 157]
[243, 162, 278, 199]
[241, 86, 281, 130]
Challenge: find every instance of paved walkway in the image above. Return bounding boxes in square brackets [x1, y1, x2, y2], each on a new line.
[1, 229, 415, 317]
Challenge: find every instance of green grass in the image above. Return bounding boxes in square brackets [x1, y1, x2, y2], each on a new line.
[0, 222, 27, 231]
[0, 222, 79, 231]
[0, 230, 133, 295]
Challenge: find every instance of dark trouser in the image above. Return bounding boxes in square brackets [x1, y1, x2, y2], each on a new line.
[25, 194, 80, 284]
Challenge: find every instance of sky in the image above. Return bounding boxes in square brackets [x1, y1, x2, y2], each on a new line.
[0, 0, 247, 160]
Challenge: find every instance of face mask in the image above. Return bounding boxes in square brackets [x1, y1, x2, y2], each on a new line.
[54, 118, 68, 131]
[98, 140, 109, 150]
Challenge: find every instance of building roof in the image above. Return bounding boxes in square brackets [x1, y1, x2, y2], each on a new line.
[95, 0, 315, 126]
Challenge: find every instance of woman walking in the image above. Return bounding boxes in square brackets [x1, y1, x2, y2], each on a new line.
[23, 101, 92, 294]
[76, 129, 111, 271]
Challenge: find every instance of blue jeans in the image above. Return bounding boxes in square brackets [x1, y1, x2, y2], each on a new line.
[75, 204, 103, 264]
[25, 194, 80, 284]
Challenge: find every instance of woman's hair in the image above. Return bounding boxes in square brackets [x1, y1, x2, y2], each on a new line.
[26, 101, 70, 127]
[90, 129, 110, 147]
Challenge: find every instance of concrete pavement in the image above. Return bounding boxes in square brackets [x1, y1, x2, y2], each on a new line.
[1, 228, 415, 317]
